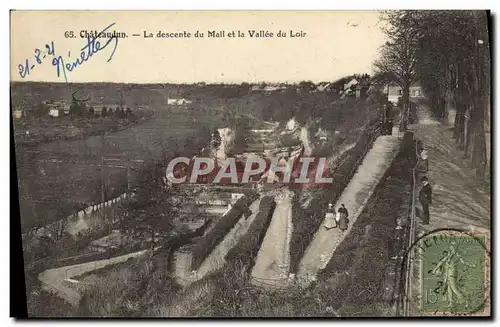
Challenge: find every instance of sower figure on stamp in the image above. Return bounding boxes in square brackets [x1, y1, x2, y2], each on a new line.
[428, 242, 476, 309]
[419, 177, 432, 225]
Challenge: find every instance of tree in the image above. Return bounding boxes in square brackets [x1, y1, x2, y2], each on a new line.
[69, 98, 86, 117]
[117, 163, 181, 253]
[410, 10, 490, 179]
[298, 80, 315, 95]
[231, 120, 250, 155]
[126, 107, 133, 118]
[295, 101, 310, 126]
[374, 11, 419, 125]
[101, 106, 108, 117]
[34, 101, 49, 117]
[69, 99, 79, 116]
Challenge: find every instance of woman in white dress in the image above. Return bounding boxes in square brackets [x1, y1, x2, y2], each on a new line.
[323, 203, 337, 230]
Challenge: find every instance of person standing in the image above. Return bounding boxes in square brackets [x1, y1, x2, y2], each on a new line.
[323, 203, 337, 230]
[337, 204, 349, 232]
[419, 177, 432, 225]
[338, 204, 349, 220]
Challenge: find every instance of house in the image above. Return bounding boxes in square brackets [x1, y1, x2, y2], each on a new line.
[251, 85, 263, 92]
[338, 78, 361, 99]
[263, 85, 280, 93]
[167, 98, 192, 106]
[316, 82, 332, 92]
[385, 82, 424, 104]
[285, 117, 298, 131]
[315, 128, 328, 142]
[13, 109, 23, 119]
[48, 101, 69, 116]
[231, 193, 245, 204]
[252, 84, 286, 93]
[48, 108, 60, 117]
[344, 78, 359, 91]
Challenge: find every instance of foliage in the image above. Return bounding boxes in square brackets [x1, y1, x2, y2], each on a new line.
[116, 162, 181, 250]
[414, 11, 489, 178]
[78, 256, 181, 317]
[374, 11, 420, 117]
[69, 98, 87, 117]
[377, 10, 489, 178]
[34, 102, 49, 117]
[225, 196, 276, 268]
[231, 119, 251, 155]
[190, 193, 258, 271]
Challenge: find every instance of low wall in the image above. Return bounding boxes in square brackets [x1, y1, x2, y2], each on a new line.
[189, 193, 258, 271]
[194, 198, 262, 279]
[26, 192, 135, 241]
[225, 196, 276, 269]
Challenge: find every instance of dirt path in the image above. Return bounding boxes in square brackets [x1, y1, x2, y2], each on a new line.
[251, 189, 293, 288]
[297, 134, 400, 284]
[411, 105, 490, 234]
[38, 249, 151, 306]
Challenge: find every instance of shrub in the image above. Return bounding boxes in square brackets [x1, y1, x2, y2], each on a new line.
[225, 196, 276, 269]
[78, 256, 180, 317]
[190, 193, 258, 270]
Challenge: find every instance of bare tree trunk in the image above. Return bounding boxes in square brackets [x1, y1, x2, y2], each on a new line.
[151, 229, 155, 252]
[454, 63, 468, 146]
[454, 102, 466, 147]
[464, 108, 473, 159]
[471, 108, 487, 178]
[402, 84, 411, 120]
[469, 10, 489, 179]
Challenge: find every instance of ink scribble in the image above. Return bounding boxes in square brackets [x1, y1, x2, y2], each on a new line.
[52, 22, 120, 82]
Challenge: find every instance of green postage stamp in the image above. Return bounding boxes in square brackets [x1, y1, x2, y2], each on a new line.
[418, 230, 489, 315]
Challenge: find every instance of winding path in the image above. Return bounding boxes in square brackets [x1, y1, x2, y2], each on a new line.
[38, 249, 151, 306]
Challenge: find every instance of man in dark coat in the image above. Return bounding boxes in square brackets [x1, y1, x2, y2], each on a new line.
[419, 177, 432, 225]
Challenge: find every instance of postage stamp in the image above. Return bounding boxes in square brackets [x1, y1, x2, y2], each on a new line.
[418, 230, 489, 315]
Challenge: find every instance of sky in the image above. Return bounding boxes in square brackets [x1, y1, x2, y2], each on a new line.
[11, 11, 388, 84]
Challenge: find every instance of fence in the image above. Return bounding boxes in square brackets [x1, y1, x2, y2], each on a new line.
[401, 139, 419, 316]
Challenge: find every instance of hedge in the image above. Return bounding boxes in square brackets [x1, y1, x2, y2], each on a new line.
[190, 192, 258, 271]
[224, 196, 276, 269]
[289, 122, 380, 273]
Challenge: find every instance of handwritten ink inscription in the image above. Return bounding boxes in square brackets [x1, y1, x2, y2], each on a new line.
[18, 41, 56, 78]
[17, 22, 121, 82]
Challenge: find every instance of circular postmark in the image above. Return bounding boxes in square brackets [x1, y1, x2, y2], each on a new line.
[400, 228, 490, 316]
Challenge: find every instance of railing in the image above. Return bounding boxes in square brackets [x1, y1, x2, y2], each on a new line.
[402, 139, 419, 316]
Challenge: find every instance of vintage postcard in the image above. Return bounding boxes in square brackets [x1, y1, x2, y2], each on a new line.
[10, 10, 491, 318]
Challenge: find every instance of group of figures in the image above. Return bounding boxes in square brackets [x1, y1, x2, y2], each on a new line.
[323, 203, 349, 232]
